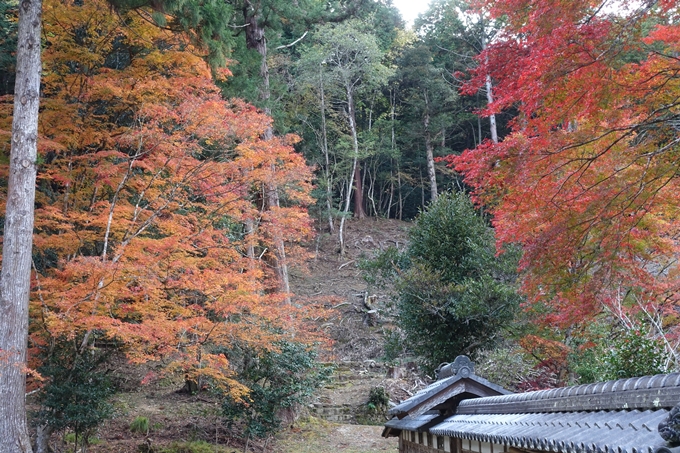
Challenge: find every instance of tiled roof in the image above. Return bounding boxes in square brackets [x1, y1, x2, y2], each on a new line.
[429, 374, 680, 453]
[383, 361, 680, 453]
[457, 373, 680, 414]
[430, 409, 669, 453]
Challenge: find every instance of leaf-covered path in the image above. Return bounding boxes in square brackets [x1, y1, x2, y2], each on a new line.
[277, 421, 397, 453]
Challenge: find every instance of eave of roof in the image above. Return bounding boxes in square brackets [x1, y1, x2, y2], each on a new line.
[383, 360, 680, 453]
[385, 412, 446, 432]
[388, 372, 511, 419]
[430, 409, 669, 453]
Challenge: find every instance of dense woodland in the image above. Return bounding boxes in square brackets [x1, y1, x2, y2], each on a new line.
[0, 0, 679, 451]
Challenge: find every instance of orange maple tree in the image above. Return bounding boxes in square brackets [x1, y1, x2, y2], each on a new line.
[0, 0, 321, 395]
[446, 1, 680, 331]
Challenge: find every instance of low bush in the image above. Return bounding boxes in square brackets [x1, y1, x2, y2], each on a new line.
[222, 341, 333, 438]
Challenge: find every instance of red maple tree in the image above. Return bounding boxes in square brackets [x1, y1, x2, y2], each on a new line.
[446, 0, 680, 330]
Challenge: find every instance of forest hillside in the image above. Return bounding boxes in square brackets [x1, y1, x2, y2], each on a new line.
[1, 0, 679, 452]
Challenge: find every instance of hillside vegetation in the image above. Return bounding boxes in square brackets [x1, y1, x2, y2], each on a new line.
[2, 0, 679, 451]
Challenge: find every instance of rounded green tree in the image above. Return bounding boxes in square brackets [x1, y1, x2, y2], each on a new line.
[396, 192, 522, 372]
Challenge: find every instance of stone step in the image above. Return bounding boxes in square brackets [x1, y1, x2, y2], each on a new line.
[310, 403, 355, 423]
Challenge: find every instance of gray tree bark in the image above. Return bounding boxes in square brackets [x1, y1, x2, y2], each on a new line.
[319, 65, 334, 233]
[338, 87, 361, 255]
[480, 23, 499, 145]
[347, 87, 365, 219]
[423, 91, 438, 203]
[243, 2, 291, 299]
[485, 72, 498, 144]
[0, 0, 42, 452]
[34, 425, 52, 453]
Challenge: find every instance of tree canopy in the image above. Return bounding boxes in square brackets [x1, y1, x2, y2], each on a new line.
[447, 0, 680, 332]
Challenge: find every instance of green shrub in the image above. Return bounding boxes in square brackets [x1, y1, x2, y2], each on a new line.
[476, 346, 539, 391]
[63, 432, 102, 445]
[130, 416, 149, 434]
[37, 339, 114, 450]
[222, 341, 333, 438]
[603, 327, 669, 379]
[381, 328, 407, 363]
[568, 321, 671, 384]
[368, 386, 389, 409]
[567, 333, 607, 385]
[356, 386, 391, 425]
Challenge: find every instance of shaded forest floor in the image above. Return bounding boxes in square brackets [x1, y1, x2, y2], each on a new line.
[39, 218, 417, 452]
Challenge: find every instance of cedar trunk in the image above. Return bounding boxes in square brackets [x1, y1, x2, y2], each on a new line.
[0, 0, 42, 452]
[243, 2, 291, 297]
[346, 87, 365, 219]
[423, 93, 438, 203]
[480, 25, 498, 145]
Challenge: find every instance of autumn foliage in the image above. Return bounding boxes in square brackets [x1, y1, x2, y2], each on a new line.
[0, 0, 320, 397]
[447, 1, 680, 332]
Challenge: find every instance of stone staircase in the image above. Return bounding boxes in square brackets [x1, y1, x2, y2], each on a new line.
[309, 361, 388, 424]
[310, 402, 355, 423]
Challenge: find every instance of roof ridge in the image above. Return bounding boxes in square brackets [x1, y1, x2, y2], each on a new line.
[457, 373, 680, 414]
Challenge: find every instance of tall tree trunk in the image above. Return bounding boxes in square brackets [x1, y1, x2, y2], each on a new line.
[338, 85, 365, 255]
[244, 3, 270, 111]
[420, 170, 425, 210]
[480, 21, 498, 145]
[0, 0, 42, 452]
[476, 94, 482, 146]
[367, 159, 378, 217]
[353, 164, 364, 218]
[397, 160, 403, 221]
[388, 91, 396, 219]
[243, 3, 291, 298]
[346, 88, 365, 219]
[424, 131, 437, 202]
[485, 72, 498, 144]
[423, 92, 438, 203]
[319, 64, 334, 232]
[338, 168, 354, 256]
[338, 152, 358, 255]
[388, 167, 394, 218]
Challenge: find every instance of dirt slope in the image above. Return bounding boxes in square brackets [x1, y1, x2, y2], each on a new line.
[291, 218, 410, 363]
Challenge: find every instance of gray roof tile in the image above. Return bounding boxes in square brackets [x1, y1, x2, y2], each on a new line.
[430, 410, 669, 453]
[383, 360, 680, 453]
[458, 373, 680, 414]
[384, 412, 445, 432]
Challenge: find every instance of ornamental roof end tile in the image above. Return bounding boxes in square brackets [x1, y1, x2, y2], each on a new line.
[387, 356, 511, 418]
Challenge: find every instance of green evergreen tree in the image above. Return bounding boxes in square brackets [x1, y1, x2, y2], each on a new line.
[295, 20, 393, 248]
[368, 192, 522, 372]
[415, 0, 508, 149]
[393, 43, 461, 203]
